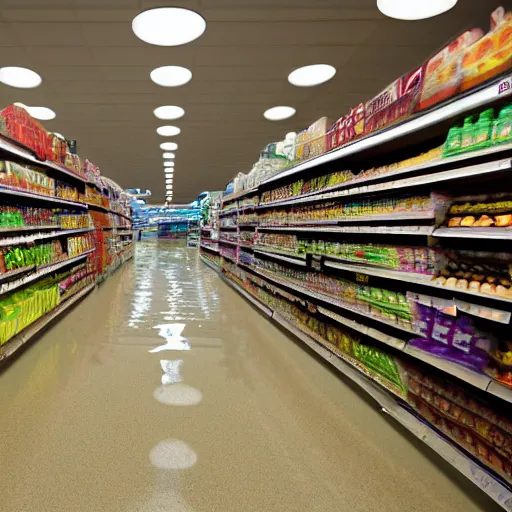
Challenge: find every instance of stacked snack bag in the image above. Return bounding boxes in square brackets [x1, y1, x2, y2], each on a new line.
[0, 161, 55, 196]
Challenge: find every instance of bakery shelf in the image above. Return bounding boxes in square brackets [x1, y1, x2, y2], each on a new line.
[324, 260, 512, 312]
[254, 249, 308, 267]
[0, 227, 95, 248]
[200, 254, 220, 273]
[0, 186, 87, 209]
[253, 267, 419, 336]
[0, 282, 95, 363]
[220, 273, 272, 317]
[433, 227, 512, 239]
[259, 148, 512, 209]
[0, 135, 87, 184]
[262, 74, 512, 187]
[0, 249, 95, 297]
[200, 243, 220, 254]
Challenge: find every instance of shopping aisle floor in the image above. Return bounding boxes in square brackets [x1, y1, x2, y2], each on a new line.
[0, 242, 501, 512]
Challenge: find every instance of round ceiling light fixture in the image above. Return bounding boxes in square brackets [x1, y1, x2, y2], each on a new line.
[132, 8, 206, 46]
[377, 0, 457, 19]
[263, 106, 296, 121]
[288, 64, 336, 87]
[164, 162, 174, 167]
[160, 142, 178, 151]
[163, 152, 177, 158]
[166, 179, 173, 184]
[0, 67, 42, 88]
[154, 105, 185, 120]
[14, 103, 56, 120]
[151, 66, 192, 87]
[157, 126, 180, 136]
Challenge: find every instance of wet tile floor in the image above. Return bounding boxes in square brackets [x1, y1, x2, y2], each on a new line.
[0, 242, 501, 511]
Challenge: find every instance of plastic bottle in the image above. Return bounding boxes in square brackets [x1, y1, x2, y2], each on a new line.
[473, 108, 494, 148]
[460, 115, 476, 151]
[493, 104, 512, 145]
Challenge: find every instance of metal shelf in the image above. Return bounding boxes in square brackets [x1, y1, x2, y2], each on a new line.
[254, 249, 308, 266]
[200, 254, 220, 272]
[434, 227, 512, 239]
[258, 225, 434, 236]
[0, 227, 95, 248]
[220, 273, 272, 317]
[219, 239, 238, 247]
[0, 282, 95, 363]
[200, 243, 220, 254]
[324, 260, 512, 312]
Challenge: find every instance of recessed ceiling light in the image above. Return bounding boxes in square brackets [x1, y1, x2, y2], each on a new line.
[377, 0, 457, 19]
[154, 105, 185, 120]
[264, 106, 296, 121]
[162, 152, 177, 158]
[157, 126, 180, 136]
[164, 162, 174, 167]
[132, 8, 206, 46]
[160, 142, 178, 151]
[288, 64, 336, 87]
[14, 103, 56, 120]
[0, 67, 42, 88]
[151, 66, 192, 87]
[166, 179, 173, 184]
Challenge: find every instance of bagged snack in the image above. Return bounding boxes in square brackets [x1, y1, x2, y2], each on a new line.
[295, 117, 330, 162]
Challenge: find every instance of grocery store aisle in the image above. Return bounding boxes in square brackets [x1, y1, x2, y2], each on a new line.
[0, 242, 500, 512]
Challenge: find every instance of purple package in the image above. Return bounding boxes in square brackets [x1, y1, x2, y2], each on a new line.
[414, 302, 435, 338]
[431, 310, 456, 345]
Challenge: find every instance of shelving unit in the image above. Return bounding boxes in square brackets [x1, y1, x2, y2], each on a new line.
[206, 72, 512, 509]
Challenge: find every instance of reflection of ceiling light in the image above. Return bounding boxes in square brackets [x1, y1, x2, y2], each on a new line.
[0, 67, 42, 88]
[157, 126, 180, 136]
[160, 142, 178, 150]
[151, 66, 192, 87]
[153, 384, 203, 406]
[377, 0, 457, 19]
[164, 162, 174, 167]
[154, 105, 184, 120]
[163, 152, 176, 158]
[132, 8, 206, 46]
[14, 103, 56, 120]
[149, 439, 197, 469]
[288, 64, 336, 87]
[264, 106, 296, 121]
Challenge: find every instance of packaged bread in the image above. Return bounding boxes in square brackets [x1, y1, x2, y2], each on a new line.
[461, 216, 476, 226]
[448, 217, 462, 227]
[495, 214, 512, 226]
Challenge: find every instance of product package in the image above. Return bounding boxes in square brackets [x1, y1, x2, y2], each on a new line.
[295, 117, 331, 162]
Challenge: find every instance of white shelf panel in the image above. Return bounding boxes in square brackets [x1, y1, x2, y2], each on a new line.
[0, 227, 94, 248]
[258, 225, 434, 236]
[0, 249, 95, 297]
[200, 243, 220, 254]
[200, 255, 221, 273]
[487, 380, 512, 404]
[259, 150, 512, 209]
[0, 282, 95, 362]
[263, 75, 512, 186]
[0, 135, 87, 183]
[254, 249, 308, 266]
[434, 227, 512, 239]
[219, 239, 238, 247]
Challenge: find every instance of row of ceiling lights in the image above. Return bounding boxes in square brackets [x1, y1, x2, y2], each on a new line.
[0, 0, 458, 201]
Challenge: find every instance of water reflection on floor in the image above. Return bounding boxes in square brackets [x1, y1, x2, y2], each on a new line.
[0, 242, 500, 512]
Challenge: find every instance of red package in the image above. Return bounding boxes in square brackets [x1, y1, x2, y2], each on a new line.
[365, 68, 423, 135]
[418, 29, 483, 111]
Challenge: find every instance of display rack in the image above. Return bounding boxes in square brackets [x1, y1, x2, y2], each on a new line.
[0, 106, 133, 363]
[203, 71, 512, 508]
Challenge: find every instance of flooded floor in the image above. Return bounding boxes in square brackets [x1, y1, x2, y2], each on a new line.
[0, 242, 501, 512]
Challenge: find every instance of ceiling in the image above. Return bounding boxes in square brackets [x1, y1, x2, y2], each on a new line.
[0, 0, 509, 202]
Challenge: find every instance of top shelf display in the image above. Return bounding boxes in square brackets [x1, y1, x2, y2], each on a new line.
[222, 6, 512, 200]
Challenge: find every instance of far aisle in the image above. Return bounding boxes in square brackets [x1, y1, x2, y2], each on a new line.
[0, 242, 499, 512]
